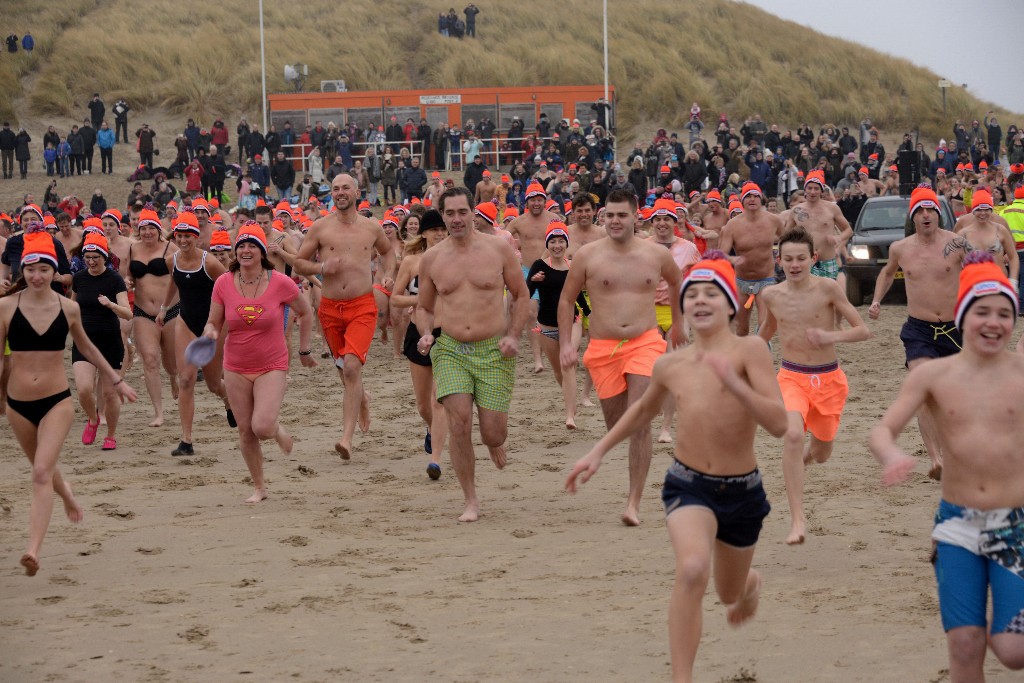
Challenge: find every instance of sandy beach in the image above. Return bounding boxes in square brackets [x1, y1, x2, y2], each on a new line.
[0, 303, 1019, 682]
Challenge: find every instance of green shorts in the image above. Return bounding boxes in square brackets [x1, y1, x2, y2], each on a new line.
[431, 333, 515, 413]
[811, 257, 840, 280]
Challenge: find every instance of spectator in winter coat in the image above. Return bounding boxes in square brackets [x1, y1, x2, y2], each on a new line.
[87, 94, 105, 129]
[90, 190, 107, 216]
[67, 126, 85, 176]
[184, 157, 204, 195]
[79, 121, 97, 174]
[43, 125, 60, 151]
[196, 128, 212, 154]
[236, 118, 250, 165]
[97, 122, 115, 175]
[248, 154, 270, 196]
[56, 137, 71, 177]
[270, 151, 295, 201]
[136, 123, 156, 167]
[210, 118, 229, 149]
[265, 126, 282, 158]
[402, 156, 427, 199]
[247, 125, 265, 161]
[183, 119, 200, 159]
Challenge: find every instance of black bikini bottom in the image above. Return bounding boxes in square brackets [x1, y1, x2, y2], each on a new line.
[133, 303, 180, 322]
[7, 388, 73, 426]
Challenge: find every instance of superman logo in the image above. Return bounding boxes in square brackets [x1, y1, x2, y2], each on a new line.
[236, 304, 265, 326]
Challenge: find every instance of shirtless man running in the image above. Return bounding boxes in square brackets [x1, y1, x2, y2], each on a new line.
[698, 189, 727, 251]
[414, 187, 530, 522]
[759, 228, 871, 544]
[474, 170, 498, 205]
[718, 182, 784, 336]
[784, 171, 853, 281]
[869, 187, 970, 480]
[558, 189, 685, 526]
[294, 173, 396, 459]
[508, 181, 558, 373]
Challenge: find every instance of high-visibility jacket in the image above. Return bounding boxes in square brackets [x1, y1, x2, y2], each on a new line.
[1002, 199, 1024, 249]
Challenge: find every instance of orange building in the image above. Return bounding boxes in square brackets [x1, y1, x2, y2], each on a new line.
[267, 85, 615, 135]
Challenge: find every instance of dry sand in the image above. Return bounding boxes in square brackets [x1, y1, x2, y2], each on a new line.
[1, 303, 1021, 683]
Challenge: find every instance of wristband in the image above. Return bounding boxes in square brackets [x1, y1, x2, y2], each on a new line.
[298, 350, 311, 356]
[113, 378, 123, 386]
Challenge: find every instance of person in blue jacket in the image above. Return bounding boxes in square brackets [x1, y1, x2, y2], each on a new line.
[97, 122, 115, 175]
[21, 32, 33, 53]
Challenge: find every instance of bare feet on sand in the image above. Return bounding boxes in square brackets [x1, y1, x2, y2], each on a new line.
[359, 392, 371, 433]
[149, 415, 163, 428]
[581, 396, 594, 407]
[20, 554, 39, 577]
[565, 417, 576, 430]
[60, 483, 84, 523]
[245, 488, 268, 503]
[276, 426, 294, 456]
[726, 571, 762, 627]
[786, 518, 806, 545]
[335, 441, 351, 460]
[458, 501, 480, 522]
[621, 507, 641, 527]
[928, 463, 942, 481]
[657, 428, 673, 443]
[488, 445, 507, 469]
[531, 364, 544, 375]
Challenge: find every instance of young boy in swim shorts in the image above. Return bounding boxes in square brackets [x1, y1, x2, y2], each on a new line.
[567, 252, 787, 683]
[870, 251, 1024, 681]
[758, 228, 871, 545]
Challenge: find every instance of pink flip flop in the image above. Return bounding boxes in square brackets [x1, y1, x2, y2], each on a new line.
[82, 421, 99, 445]
[101, 437, 117, 450]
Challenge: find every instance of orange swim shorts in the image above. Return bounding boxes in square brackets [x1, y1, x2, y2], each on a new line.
[777, 361, 849, 442]
[318, 291, 377, 365]
[583, 327, 666, 400]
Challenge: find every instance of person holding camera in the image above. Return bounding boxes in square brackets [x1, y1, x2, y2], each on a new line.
[136, 124, 156, 169]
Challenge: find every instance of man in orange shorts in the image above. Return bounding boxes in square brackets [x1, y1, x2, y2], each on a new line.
[558, 189, 685, 526]
[294, 173, 396, 459]
[757, 227, 871, 544]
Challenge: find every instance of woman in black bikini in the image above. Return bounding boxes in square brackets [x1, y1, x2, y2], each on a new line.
[391, 209, 447, 479]
[157, 210, 231, 456]
[71, 232, 132, 450]
[122, 207, 178, 426]
[0, 233, 137, 577]
[527, 222, 589, 430]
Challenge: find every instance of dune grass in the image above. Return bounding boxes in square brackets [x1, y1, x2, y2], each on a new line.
[0, 0, 1016, 143]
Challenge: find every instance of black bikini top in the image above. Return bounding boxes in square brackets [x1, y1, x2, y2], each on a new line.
[7, 293, 68, 352]
[128, 242, 171, 279]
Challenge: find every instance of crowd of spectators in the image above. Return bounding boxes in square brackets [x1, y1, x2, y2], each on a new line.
[4, 32, 33, 53]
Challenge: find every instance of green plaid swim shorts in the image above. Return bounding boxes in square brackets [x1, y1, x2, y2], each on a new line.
[431, 333, 516, 412]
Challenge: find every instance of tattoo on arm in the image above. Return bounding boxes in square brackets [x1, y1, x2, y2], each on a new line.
[944, 236, 970, 259]
[793, 207, 808, 223]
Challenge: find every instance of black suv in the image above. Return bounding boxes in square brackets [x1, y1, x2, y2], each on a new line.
[844, 195, 956, 305]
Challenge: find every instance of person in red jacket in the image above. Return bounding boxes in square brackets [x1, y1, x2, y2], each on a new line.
[57, 195, 85, 222]
[184, 158, 204, 195]
[210, 118, 229, 149]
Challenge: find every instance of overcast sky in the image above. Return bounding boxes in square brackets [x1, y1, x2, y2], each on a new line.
[742, 0, 1023, 115]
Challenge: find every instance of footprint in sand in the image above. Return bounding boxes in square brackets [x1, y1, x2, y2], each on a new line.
[36, 595, 66, 605]
[280, 536, 310, 547]
[136, 547, 164, 555]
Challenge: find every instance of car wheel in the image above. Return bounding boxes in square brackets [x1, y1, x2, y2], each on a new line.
[846, 276, 863, 306]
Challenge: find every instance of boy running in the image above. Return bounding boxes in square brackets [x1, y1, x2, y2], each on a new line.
[758, 228, 871, 544]
[566, 252, 787, 683]
[870, 251, 1024, 682]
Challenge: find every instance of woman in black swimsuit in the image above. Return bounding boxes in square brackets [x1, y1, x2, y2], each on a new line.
[0, 233, 137, 577]
[71, 232, 132, 450]
[122, 207, 178, 426]
[157, 210, 231, 456]
[391, 209, 448, 479]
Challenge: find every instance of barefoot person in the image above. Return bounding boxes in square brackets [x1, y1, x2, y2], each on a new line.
[294, 173, 395, 459]
[954, 188, 1018, 281]
[507, 181, 558, 373]
[391, 209, 449, 480]
[757, 228, 872, 544]
[1, 233, 137, 576]
[783, 170, 853, 281]
[566, 194, 604, 406]
[566, 253, 787, 682]
[870, 252, 1024, 682]
[71, 232, 132, 451]
[414, 187, 530, 522]
[157, 210, 232, 456]
[202, 223, 316, 502]
[527, 221, 590, 429]
[558, 189, 686, 526]
[124, 207, 178, 426]
[718, 183, 784, 336]
[869, 187, 970, 480]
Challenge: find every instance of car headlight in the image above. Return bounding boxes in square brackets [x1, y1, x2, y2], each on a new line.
[850, 246, 870, 260]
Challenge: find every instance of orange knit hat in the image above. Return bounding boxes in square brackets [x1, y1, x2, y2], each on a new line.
[21, 232, 58, 269]
[235, 222, 268, 255]
[804, 170, 827, 189]
[740, 182, 763, 201]
[545, 221, 569, 245]
[651, 197, 678, 219]
[705, 189, 723, 204]
[209, 230, 232, 251]
[172, 210, 201, 235]
[525, 182, 546, 199]
[680, 250, 739, 318]
[82, 232, 110, 258]
[192, 198, 211, 215]
[503, 206, 519, 222]
[955, 251, 1018, 329]
[909, 187, 940, 218]
[474, 202, 497, 226]
[971, 189, 993, 212]
[82, 216, 105, 235]
[138, 208, 162, 229]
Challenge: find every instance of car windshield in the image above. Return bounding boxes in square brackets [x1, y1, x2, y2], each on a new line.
[858, 203, 908, 230]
